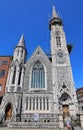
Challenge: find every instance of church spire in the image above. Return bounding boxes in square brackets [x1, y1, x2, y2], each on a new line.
[52, 5, 58, 18]
[17, 34, 26, 48]
[13, 34, 27, 63]
[49, 5, 63, 30]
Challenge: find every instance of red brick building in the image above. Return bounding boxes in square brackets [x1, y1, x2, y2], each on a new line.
[0, 56, 12, 104]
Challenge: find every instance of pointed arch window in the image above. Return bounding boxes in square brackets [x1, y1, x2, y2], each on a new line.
[26, 98, 28, 110]
[12, 67, 16, 84]
[47, 97, 49, 110]
[17, 49, 19, 56]
[18, 67, 22, 85]
[56, 34, 61, 46]
[31, 61, 45, 89]
[21, 49, 23, 57]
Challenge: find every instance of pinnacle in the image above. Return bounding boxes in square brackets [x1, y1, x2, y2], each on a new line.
[17, 34, 26, 48]
[52, 5, 58, 18]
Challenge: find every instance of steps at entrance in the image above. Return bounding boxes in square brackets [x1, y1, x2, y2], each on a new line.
[0, 123, 7, 127]
[8, 121, 59, 129]
[1, 119, 10, 127]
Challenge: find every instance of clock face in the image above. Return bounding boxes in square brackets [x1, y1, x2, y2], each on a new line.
[57, 52, 63, 58]
[57, 51, 65, 63]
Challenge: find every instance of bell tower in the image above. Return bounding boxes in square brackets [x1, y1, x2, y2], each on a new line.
[49, 6, 78, 117]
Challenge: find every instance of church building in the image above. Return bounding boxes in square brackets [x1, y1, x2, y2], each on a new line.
[0, 6, 78, 128]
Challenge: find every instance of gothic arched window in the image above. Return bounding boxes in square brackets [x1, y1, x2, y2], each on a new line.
[12, 67, 16, 84]
[56, 34, 61, 47]
[31, 61, 45, 89]
[56, 31, 61, 46]
[18, 67, 22, 85]
[17, 49, 19, 56]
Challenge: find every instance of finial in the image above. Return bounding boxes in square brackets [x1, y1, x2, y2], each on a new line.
[52, 5, 58, 18]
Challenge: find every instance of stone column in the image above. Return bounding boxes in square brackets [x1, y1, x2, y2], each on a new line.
[29, 97, 31, 110]
[9, 70, 14, 85]
[42, 97, 44, 111]
[5, 69, 10, 92]
[35, 97, 37, 111]
[6, 69, 10, 86]
[8, 69, 14, 91]
[38, 98, 40, 111]
[80, 114, 83, 128]
[45, 97, 47, 110]
[15, 67, 20, 91]
[31, 97, 33, 111]
[59, 114, 64, 128]
[28, 98, 30, 110]
[20, 67, 24, 88]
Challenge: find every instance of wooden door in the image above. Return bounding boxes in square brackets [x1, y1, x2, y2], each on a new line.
[62, 105, 70, 117]
[5, 104, 12, 120]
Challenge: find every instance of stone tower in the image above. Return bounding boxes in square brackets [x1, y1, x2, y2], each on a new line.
[6, 34, 27, 92]
[49, 6, 78, 117]
[0, 35, 27, 122]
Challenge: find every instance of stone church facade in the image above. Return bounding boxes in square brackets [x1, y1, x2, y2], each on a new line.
[0, 6, 78, 128]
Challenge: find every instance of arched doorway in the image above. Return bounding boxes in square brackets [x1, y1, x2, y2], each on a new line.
[60, 93, 71, 119]
[5, 103, 12, 120]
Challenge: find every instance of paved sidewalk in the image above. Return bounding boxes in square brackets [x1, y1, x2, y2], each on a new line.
[0, 127, 83, 130]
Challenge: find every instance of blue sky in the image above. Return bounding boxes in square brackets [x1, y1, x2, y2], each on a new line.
[0, 0, 83, 88]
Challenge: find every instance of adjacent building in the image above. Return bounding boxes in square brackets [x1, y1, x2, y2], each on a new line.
[0, 6, 78, 128]
[0, 56, 12, 104]
[76, 87, 83, 114]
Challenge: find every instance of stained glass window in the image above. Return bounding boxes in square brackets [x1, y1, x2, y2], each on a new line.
[31, 61, 45, 89]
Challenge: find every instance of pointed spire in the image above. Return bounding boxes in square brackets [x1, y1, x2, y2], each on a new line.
[17, 34, 26, 48]
[52, 5, 58, 18]
[49, 5, 63, 30]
